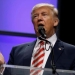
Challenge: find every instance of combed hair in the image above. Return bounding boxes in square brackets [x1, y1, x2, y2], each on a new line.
[31, 3, 58, 17]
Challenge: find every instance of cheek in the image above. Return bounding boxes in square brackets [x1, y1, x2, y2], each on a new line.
[45, 21, 54, 32]
[32, 21, 37, 29]
[45, 17, 51, 24]
[46, 18, 55, 28]
[33, 24, 38, 32]
[32, 19, 37, 24]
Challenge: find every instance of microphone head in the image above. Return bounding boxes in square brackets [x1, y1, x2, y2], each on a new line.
[38, 24, 46, 38]
[38, 24, 44, 31]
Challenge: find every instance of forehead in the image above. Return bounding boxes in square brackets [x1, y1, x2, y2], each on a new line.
[32, 6, 52, 14]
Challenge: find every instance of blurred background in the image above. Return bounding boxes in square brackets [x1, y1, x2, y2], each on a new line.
[0, 0, 75, 62]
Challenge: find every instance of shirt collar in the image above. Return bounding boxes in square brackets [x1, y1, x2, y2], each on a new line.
[47, 33, 57, 46]
[35, 33, 57, 47]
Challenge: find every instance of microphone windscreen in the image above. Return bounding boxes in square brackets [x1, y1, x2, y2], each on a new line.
[38, 24, 46, 38]
[38, 24, 45, 32]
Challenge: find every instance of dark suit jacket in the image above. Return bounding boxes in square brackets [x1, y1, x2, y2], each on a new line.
[3, 39, 75, 75]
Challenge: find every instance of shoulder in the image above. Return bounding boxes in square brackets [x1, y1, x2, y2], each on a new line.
[13, 42, 31, 48]
[59, 40, 75, 52]
[61, 40, 75, 49]
[10, 40, 36, 53]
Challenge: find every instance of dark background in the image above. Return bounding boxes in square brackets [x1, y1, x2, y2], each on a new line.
[57, 0, 75, 45]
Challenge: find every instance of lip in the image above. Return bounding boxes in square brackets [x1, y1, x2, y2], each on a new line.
[38, 23, 45, 26]
[38, 24, 44, 26]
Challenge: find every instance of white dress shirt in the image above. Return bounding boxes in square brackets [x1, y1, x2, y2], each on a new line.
[30, 33, 57, 75]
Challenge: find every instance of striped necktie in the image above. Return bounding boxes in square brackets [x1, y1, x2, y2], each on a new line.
[30, 41, 45, 75]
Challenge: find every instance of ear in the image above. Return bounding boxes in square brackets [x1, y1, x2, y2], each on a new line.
[54, 17, 59, 26]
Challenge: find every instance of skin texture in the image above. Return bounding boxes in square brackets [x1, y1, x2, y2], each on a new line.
[32, 6, 59, 39]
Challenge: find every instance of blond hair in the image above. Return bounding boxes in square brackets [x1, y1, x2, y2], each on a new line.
[31, 3, 58, 17]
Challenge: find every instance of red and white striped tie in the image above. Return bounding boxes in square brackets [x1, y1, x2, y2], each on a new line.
[30, 41, 45, 75]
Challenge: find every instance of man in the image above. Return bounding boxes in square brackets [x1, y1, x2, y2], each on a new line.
[0, 3, 75, 75]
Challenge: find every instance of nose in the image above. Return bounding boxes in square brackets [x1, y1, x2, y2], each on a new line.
[37, 14, 43, 22]
[38, 14, 42, 19]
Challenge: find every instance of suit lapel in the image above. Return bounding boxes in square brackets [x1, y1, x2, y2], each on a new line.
[23, 40, 36, 66]
[53, 39, 64, 62]
[45, 39, 64, 68]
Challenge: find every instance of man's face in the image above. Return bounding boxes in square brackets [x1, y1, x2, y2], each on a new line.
[32, 6, 58, 38]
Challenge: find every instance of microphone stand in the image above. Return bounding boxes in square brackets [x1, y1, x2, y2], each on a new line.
[51, 46, 56, 74]
[38, 36, 57, 75]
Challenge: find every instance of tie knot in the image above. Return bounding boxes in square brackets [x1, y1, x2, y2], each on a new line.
[39, 41, 44, 46]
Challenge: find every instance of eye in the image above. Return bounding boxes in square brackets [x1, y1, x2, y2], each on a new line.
[42, 13, 48, 16]
[32, 14, 38, 19]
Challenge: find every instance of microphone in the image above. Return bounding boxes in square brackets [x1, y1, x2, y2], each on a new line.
[38, 24, 57, 75]
[38, 24, 47, 39]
